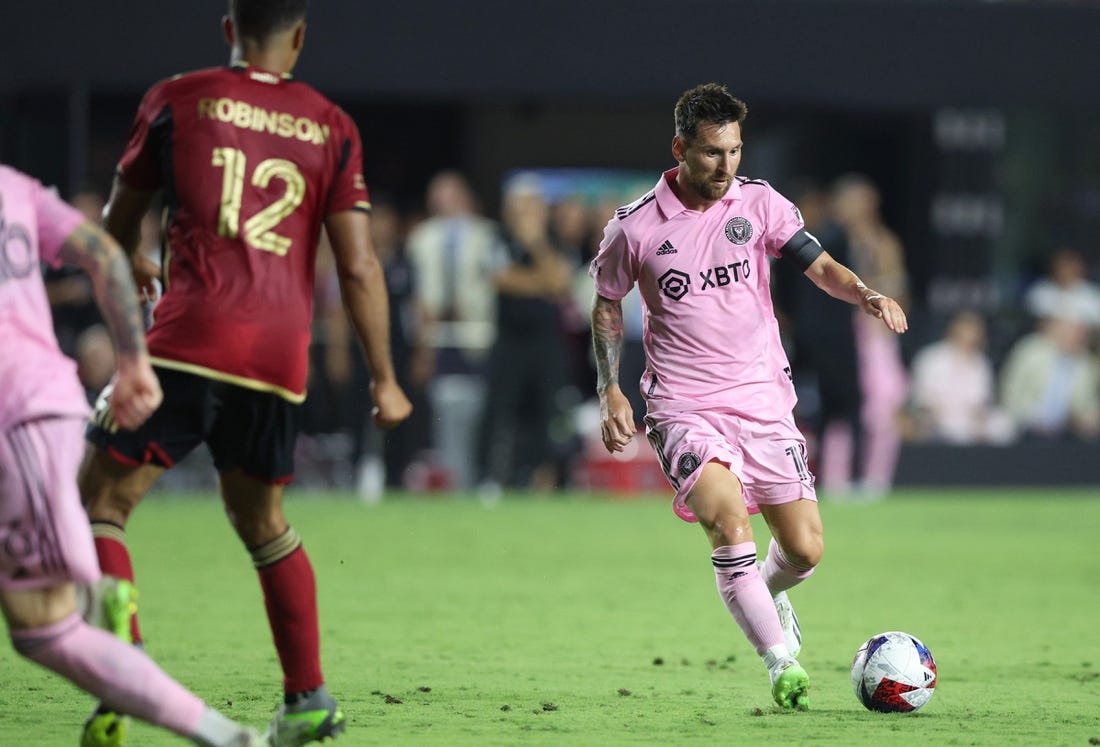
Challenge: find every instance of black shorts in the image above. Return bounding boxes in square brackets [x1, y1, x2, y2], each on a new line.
[86, 366, 300, 483]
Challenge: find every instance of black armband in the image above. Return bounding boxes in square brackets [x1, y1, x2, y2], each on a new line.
[779, 229, 823, 271]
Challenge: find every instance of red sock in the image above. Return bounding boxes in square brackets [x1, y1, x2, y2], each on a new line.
[256, 544, 323, 694]
[91, 522, 142, 644]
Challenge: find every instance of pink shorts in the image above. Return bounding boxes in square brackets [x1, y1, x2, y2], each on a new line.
[643, 408, 817, 522]
[0, 417, 101, 591]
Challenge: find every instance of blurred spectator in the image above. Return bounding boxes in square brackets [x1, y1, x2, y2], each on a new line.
[74, 324, 116, 404]
[407, 170, 499, 489]
[906, 310, 1014, 444]
[476, 175, 576, 490]
[1000, 317, 1100, 441]
[550, 195, 592, 261]
[553, 195, 598, 395]
[1024, 247, 1100, 328]
[44, 189, 104, 355]
[303, 232, 345, 439]
[773, 179, 861, 493]
[832, 174, 910, 497]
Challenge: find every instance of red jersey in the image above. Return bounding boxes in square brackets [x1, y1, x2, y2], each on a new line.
[117, 62, 370, 402]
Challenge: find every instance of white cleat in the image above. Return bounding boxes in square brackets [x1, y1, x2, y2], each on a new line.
[758, 560, 802, 657]
[773, 589, 802, 658]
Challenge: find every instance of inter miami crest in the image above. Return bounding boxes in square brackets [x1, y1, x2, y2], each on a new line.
[725, 216, 753, 245]
[677, 451, 702, 479]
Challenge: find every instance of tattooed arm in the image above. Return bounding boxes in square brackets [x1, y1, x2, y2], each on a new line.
[592, 293, 635, 453]
[58, 222, 162, 430]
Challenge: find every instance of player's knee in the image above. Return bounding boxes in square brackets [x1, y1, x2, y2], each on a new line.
[784, 535, 824, 570]
[225, 504, 287, 548]
[700, 512, 754, 547]
[84, 485, 142, 525]
[79, 457, 144, 524]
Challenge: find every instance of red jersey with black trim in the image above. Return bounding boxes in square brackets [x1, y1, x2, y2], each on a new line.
[117, 62, 370, 402]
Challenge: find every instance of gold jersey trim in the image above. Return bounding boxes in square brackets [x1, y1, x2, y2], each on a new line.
[150, 357, 306, 404]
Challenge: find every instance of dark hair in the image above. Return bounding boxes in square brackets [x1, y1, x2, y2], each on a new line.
[674, 83, 748, 143]
[229, 0, 308, 40]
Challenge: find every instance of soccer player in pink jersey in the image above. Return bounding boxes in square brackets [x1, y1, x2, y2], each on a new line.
[589, 84, 908, 710]
[0, 164, 266, 745]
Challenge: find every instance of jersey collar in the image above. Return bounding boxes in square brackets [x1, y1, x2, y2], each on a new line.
[230, 60, 294, 83]
[655, 166, 743, 218]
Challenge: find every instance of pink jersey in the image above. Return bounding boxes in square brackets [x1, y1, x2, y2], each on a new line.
[0, 166, 90, 430]
[591, 168, 808, 422]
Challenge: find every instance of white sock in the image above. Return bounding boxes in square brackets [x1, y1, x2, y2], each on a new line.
[762, 644, 793, 677]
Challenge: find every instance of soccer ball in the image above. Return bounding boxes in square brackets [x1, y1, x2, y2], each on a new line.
[850, 631, 937, 713]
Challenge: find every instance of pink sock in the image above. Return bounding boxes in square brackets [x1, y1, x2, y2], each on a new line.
[11, 613, 205, 738]
[761, 538, 815, 594]
[711, 544, 785, 655]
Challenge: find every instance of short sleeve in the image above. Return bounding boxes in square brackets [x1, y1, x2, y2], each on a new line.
[117, 82, 168, 191]
[34, 181, 86, 267]
[589, 216, 638, 301]
[762, 185, 806, 258]
[325, 110, 371, 216]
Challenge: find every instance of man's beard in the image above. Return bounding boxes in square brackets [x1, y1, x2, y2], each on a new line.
[692, 174, 731, 201]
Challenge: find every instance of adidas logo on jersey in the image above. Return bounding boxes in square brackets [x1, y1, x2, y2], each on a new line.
[655, 240, 677, 256]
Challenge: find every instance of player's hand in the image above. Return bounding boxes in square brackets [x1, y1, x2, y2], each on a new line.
[599, 386, 635, 454]
[371, 378, 413, 430]
[109, 355, 163, 431]
[862, 294, 908, 335]
[131, 253, 162, 303]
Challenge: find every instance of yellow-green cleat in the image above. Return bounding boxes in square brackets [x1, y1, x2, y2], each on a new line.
[81, 706, 129, 747]
[265, 686, 346, 746]
[771, 660, 810, 710]
[101, 578, 138, 644]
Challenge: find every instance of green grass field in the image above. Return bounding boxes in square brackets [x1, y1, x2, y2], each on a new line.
[2, 489, 1098, 746]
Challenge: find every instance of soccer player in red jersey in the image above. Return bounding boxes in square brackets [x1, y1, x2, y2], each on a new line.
[78, 2, 412, 745]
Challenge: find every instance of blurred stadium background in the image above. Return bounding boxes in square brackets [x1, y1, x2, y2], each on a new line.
[3, 0, 1100, 495]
